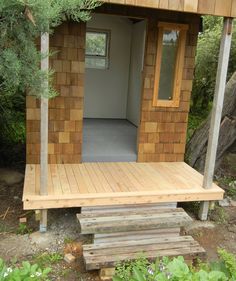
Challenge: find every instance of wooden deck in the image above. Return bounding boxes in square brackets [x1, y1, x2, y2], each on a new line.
[23, 162, 224, 210]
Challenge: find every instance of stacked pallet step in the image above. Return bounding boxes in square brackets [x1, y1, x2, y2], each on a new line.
[77, 204, 206, 279]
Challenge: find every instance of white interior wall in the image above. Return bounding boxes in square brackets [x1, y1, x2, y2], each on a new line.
[126, 20, 146, 127]
[84, 14, 132, 119]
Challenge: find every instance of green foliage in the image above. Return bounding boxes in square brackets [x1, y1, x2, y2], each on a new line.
[209, 204, 229, 224]
[16, 223, 32, 235]
[115, 255, 149, 281]
[218, 249, 236, 279]
[218, 176, 236, 200]
[187, 111, 208, 142]
[0, 90, 25, 144]
[0, 0, 100, 145]
[86, 31, 107, 56]
[114, 252, 236, 281]
[34, 252, 63, 268]
[191, 17, 236, 113]
[0, 258, 51, 280]
[0, 0, 100, 97]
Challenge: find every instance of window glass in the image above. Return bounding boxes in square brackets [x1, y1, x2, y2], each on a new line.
[158, 30, 179, 101]
[85, 30, 109, 69]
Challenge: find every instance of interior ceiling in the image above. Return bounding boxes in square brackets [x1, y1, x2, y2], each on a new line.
[128, 18, 143, 24]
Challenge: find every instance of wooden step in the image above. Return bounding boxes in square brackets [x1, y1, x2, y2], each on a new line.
[77, 208, 192, 234]
[81, 203, 177, 214]
[94, 228, 180, 244]
[83, 236, 206, 270]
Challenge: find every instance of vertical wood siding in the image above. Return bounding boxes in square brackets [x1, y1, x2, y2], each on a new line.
[104, 0, 236, 17]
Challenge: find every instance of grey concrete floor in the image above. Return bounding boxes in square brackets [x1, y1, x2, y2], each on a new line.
[82, 119, 137, 162]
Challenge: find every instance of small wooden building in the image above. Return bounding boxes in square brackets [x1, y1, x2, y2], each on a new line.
[24, 0, 235, 229]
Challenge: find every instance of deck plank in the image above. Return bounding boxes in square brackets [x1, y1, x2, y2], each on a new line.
[98, 163, 123, 192]
[64, 164, 80, 194]
[117, 163, 141, 191]
[58, 164, 71, 194]
[23, 162, 224, 210]
[71, 164, 90, 194]
[23, 164, 36, 198]
[50, 164, 63, 195]
[90, 163, 114, 193]
[77, 164, 97, 193]
[47, 165, 54, 195]
[84, 163, 109, 193]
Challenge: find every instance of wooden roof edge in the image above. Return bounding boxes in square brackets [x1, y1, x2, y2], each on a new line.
[102, 0, 236, 18]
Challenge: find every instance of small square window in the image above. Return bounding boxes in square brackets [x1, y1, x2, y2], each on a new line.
[85, 30, 110, 69]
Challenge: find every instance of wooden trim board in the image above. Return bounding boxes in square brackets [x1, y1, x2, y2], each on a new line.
[102, 0, 235, 17]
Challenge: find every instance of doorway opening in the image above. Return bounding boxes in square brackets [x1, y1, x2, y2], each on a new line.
[83, 13, 146, 162]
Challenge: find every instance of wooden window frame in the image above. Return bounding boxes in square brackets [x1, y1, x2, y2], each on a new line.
[153, 22, 188, 107]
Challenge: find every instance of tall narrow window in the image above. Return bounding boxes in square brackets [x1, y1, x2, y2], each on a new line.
[85, 29, 110, 69]
[153, 22, 188, 107]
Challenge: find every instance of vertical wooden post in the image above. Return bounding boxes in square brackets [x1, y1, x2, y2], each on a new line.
[199, 18, 233, 220]
[40, 32, 49, 232]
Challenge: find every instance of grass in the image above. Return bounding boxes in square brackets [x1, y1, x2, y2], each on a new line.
[218, 176, 236, 200]
[64, 236, 74, 244]
[0, 222, 10, 234]
[209, 205, 229, 224]
[16, 223, 32, 235]
[34, 252, 63, 268]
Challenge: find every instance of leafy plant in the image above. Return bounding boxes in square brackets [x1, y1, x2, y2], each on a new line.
[0, 0, 101, 146]
[0, 258, 51, 280]
[217, 249, 236, 279]
[187, 110, 209, 142]
[34, 252, 63, 268]
[218, 176, 236, 200]
[113, 251, 236, 281]
[16, 223, 32, 235]
[64, 237, 74, 244]
[191, 17, 236, 114]
[115, 255, 149, 281]
[209, 205, 229, 224]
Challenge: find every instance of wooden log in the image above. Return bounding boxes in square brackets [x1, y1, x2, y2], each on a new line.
[93, 228, 180, 244]
[83, 236, 205, 270]
[78, 208, 183, 218]
[81, 203, 177, 214]
[186, 72, 236, 172]
[77, 209, 192, 234]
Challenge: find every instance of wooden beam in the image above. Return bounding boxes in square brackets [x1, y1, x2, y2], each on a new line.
[199, 18, 233, 220]
[40, 32, 49, 232]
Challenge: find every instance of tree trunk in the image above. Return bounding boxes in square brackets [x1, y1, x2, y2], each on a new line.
[186, 72, 236, 172]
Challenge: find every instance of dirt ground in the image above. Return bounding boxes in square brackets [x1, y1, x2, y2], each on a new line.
[0, 163, 236, 280]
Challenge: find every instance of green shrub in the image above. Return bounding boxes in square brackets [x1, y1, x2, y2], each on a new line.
[0, 258, 51, 281]
[113, 250, 236, 281]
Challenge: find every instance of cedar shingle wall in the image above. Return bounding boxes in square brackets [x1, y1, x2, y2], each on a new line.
[26, 22, 85, 164]
[137, 14, 199, 162]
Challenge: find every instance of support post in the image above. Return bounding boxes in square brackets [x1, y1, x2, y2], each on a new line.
[199, 18, 233, 220]
[40, 32, 49, 232]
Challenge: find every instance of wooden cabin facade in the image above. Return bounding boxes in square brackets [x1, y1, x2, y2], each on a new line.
[26, 9, 199, 164]
[23, 0, 235, 231]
